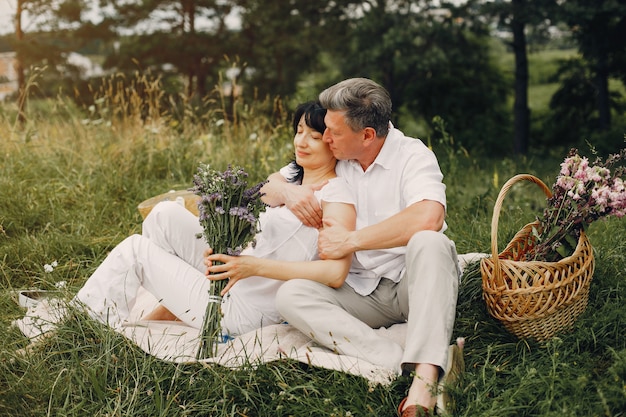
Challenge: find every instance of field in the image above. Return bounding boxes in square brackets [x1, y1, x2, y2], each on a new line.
[1, 71, 625, 416]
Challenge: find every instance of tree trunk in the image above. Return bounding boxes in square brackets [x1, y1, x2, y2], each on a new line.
[511, 0, 529, 155]
[196, 67, 207, 98]
[594, 47, 611, 131]
[15, 0, 26, 125]
[184, 0, 197, 99]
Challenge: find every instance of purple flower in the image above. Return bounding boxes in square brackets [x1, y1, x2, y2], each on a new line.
[229, 206, 248, 217]
[191, 163, 268, 359]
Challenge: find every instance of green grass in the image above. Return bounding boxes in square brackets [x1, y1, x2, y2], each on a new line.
[493, 45, 579, 85]
[528, 83, 560, 113]
[527, 49, 580, 85]
[1, 82, 625, 416]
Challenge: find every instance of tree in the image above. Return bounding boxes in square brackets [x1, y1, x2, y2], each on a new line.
[560, 0, 626, 132]
[547, 58, 600, 144]
[12, 0, 113, 124]
[336, 0, 510, 153]
[101, 0, 233, 100]
[14, 0, 27, 124]
[232, 0, 355, 100]
[510, 0, 530, 155]
[481, 0, 559, 155]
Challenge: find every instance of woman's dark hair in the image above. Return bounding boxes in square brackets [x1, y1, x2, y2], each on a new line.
[292, 100, 327, 135]
[287, 101, 327, 183]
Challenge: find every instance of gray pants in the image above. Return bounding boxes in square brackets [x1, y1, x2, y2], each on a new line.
[276, 230, 460, 374]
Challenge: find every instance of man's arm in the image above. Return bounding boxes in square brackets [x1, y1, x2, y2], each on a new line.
[207, 199, 356, 295]
[259, 172, 290, 207]
[318, 199, 445, 259]
[260, 172, 326, 228]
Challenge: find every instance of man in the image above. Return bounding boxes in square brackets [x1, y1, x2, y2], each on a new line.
[264, 78, 460, 417]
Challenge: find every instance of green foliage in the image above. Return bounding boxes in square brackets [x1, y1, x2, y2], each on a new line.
[560, 0, 626, 79]
[540, 56, 626, 151]
[0, 34, 13, 52]
[1, 309, 399, 416]
[233, 0, 354, 100]
[336, 3, 511, 154]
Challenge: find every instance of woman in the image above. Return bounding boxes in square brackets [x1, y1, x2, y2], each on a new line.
[73, 101, 356, 337]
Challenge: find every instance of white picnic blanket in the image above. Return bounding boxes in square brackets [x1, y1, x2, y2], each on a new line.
[14, 253, 485, 386]
[13, 288, 402, 384]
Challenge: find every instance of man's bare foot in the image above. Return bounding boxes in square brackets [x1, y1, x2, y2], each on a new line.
[401, 363, 438, 413]
[141, 305, 180, 321]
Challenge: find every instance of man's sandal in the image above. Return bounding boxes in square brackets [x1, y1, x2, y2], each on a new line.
[398, 337, 466, 416]
[397, 397, 434, 417]
[436, 337, 466, 414]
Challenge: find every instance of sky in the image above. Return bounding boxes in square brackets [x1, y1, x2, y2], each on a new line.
[0, 0, 14, 34]
[0, 0, 243, 35]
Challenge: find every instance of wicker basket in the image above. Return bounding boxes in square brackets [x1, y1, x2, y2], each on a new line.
[137, 190, 200, 219]
[480, 174, 595, 342]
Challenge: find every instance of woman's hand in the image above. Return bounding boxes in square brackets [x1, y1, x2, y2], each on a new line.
[202, 247, 214, 273]
[205, 253, 258, 295]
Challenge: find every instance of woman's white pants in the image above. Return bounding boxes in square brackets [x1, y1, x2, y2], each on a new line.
[74, 202, 210, 329]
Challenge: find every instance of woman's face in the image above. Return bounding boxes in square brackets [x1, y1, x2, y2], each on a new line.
[294, 116, 335, 170]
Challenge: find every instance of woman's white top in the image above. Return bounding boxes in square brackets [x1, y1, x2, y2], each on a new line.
[221, 176, 355, 335]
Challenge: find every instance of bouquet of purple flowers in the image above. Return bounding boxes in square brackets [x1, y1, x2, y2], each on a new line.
[190, 164, 267, 358]
[529, 147, 626, 262]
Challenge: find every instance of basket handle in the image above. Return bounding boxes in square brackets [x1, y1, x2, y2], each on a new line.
[490, 174, 553, 268]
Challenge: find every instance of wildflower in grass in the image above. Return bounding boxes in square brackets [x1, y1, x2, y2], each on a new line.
[529, 147, 626, 261]
[44, 260, 58, 273]
[190, 163, 267, 358]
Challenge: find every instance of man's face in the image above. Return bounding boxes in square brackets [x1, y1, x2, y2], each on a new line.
[322, 110, 364, 161]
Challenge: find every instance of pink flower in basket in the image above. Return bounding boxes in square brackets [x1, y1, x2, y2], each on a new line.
[530, 147, 626, 262]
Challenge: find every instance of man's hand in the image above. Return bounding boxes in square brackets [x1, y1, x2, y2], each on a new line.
[318, 217, 355, 260]
[262, 173, 326, 228]
[284, 182, 326, 228]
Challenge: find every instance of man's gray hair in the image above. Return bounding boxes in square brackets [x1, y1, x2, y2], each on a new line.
[319, 78, 392, 138]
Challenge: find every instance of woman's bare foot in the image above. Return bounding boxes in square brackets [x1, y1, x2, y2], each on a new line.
[14, 331, 55, 357]
[141, 305, 180, 321]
